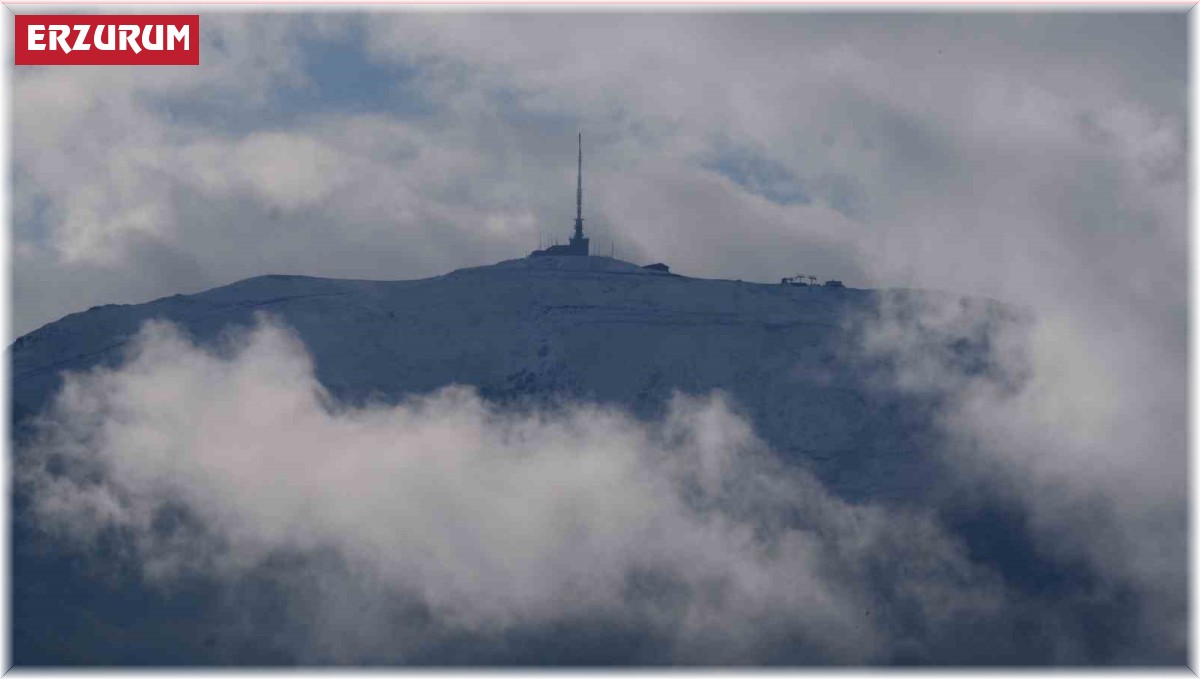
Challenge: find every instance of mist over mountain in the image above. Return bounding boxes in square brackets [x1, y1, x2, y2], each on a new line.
[10, 256, 1182, 665]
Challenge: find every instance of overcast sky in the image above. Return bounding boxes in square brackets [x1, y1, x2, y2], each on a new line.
[10, 9, 1189, 664]
[11, 10, 1186, 339]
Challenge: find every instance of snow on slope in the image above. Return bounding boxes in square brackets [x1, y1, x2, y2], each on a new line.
[11, 256, 1004, 503]
[10, 255, 1074, 666]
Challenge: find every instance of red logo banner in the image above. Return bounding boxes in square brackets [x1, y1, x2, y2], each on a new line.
[15, 15, 199, 66]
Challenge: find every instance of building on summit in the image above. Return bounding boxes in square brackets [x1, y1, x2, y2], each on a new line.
[530, 133, 590, 257]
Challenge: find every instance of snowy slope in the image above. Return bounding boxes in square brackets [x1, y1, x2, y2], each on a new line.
[11, 256, 1098, 666]
[11, 256, 980, 502]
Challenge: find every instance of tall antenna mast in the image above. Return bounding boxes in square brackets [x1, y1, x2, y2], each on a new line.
[574, 132, 584, 240]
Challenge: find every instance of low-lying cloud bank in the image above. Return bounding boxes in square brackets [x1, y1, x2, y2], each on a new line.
[17, 315, 1047, 664]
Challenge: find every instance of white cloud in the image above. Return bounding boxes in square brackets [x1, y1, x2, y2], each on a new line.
[10, 12, 1186, 662]
[855, 288, 1186, 662]
[21, 315, 1013, 663]
[13, 14, 318, 263]
[12, 13, 1186, 338]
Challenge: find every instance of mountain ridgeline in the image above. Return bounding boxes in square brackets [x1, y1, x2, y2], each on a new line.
[12, 257, 1001, 501]
[13, 256, 1139, 666]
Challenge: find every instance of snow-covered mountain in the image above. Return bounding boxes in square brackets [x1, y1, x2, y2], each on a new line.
[12, 256, 1096, 666]
[14, 256, 991, 499]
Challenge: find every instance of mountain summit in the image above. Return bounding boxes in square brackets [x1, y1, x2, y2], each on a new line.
[11, 256, 1057, 666]
[12, 256, 955, 501]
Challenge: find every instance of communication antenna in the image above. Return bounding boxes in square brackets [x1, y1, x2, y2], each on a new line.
[574, 132, 584, 240]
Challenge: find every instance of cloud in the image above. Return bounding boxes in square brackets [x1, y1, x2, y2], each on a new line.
[853, 288, 1186, 663]
[13, 13, 1184, 337]
[20, 315, 1023, 664]
[10, 11, 1186, 664]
